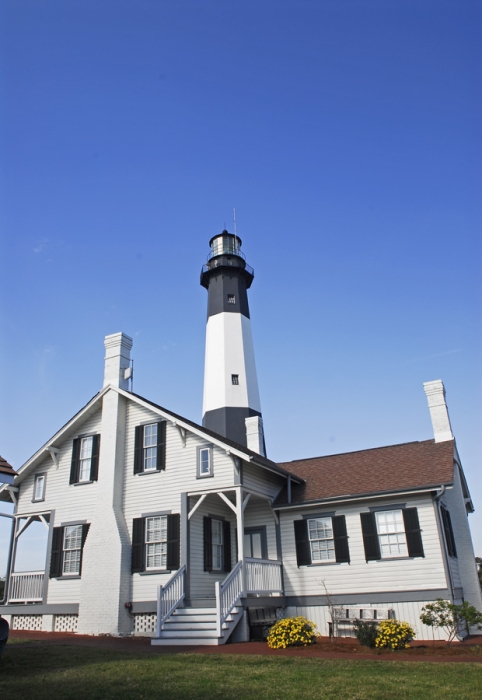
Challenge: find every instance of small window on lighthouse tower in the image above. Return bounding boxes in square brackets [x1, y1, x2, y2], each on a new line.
[227, 294, 236, 304]
[231, 374, 239, 385]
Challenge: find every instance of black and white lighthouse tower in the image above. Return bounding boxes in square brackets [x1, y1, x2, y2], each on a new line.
[201, 231, 265, 455]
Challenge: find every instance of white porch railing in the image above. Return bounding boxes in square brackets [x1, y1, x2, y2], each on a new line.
[156, 565, 186, 637]
[245, 558, 283, 595]
[215, 560, 243, 637]
[8, 572, 45, 603]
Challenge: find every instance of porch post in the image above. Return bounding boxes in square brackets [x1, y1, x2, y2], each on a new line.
[236, 486, 245, 594]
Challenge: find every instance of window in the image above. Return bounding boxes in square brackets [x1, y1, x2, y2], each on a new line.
[134, 422, 166, 474]
[294, 515, 349, 566]
[197, 446, 213, 478]
[33, 474, 46, 502]
[308, 517, 335, 562]
[145, 516, 168, 570]
[203, 516, 231, 572]
[70, 435, 100, 484]
[79, 437, 94, 482]
[212, 519, 223, 570]
[131, 514, 180, 573]
[227, 294, 236, 304]
[231, 374, 239, 385]
[63, 525, 83, 575]
[440, 506, 457, 558]
[49, 524, 90, 578]
[375, 510, 407, 558]
[360, 507, 424, 562]
[143, 424, 158, 471]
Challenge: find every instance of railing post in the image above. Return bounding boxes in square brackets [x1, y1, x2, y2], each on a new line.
[156, 584, 163, 638]
[215, 581, 222, 637]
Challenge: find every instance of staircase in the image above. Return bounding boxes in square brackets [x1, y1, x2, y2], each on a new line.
[151, 605, 243, 646]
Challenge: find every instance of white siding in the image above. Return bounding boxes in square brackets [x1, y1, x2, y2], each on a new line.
[242, 462, 284, 499]
[280, 495, 447, 598]
[285, 601, 450, 641]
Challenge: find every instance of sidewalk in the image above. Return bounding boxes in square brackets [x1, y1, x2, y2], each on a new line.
[8, 630, 482, 664]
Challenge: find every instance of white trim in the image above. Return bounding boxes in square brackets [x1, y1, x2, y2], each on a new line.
[187, 494, 207, 520]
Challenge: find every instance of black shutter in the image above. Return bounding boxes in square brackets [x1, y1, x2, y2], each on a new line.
[360, 512, 381, 561]
[49, 527, 63, 578]
[90, 435, 100, 481]
[79, 524, 90, 575]
[294, 519, 311, 567]
[70, 438, 81, 484]
[403, 508, 424, 558]
[166, 513, 180, 570]
[203, 516, 212, 571]
[441, 506, 457, 558]
[333, 515, 350, 563]
[156, 421, 166, 470]
[223, 521, 232, 572]
[131, 518, 146, 573]
[134, 426, 143, 474]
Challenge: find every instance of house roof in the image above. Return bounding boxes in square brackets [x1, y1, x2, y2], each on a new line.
[273, 439, 456, 507]
[0, 456, 16, 479]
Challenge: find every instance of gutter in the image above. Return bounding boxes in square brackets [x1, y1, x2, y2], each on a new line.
[273, 483, 454, 511]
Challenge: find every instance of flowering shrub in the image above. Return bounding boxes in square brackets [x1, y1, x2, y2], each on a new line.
[266, 616, 317, 649]
[375, 619, 415, 649]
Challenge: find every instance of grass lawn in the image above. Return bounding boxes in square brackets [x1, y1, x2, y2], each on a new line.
[0, 639, 481, 700]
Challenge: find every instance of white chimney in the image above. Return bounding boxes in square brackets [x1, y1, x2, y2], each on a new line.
[245, 415, 266, 456]
[103, 332, 133, 390]
[423, 379, 454, 443]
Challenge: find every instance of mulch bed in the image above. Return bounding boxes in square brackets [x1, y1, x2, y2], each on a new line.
[7, 630, 482, 663]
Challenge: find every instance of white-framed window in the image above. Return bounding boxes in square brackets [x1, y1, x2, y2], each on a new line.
[62, 525, 83, 575]
[375, 509, 408, 558]
[308, 517, 335, 562]
[145, 515, 168, 570]
[212, 519, 223, 570]
[79, 436, 94, 482]
[33, 474, 46, 501]
[197, 446, 213, 478]
[143, 424, 158, 472]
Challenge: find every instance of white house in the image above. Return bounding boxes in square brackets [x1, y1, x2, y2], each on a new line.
[0, 232, 480, 644]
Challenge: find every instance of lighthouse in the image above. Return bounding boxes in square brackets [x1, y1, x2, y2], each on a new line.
[201, 231, 265, 455]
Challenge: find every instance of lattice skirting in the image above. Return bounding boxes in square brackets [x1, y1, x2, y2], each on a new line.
[134, 613, 157, 636]
[54, 614, 78, 633]
[12, 615, 43, 631]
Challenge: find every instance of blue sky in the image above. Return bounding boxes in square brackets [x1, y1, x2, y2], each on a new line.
[0, 0, 481, 576]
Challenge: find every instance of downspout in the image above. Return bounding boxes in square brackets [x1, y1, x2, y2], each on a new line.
[433, 486, 455, 602]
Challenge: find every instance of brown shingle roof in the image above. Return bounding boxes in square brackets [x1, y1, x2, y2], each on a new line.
[0, 455, 16, 477]
[274, 439, 455, 506]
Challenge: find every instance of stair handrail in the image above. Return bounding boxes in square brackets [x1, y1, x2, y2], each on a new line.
[156, 565, 186, 638]
[215, 560, 243, 637]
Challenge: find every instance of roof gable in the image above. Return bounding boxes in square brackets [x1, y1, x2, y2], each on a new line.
[274, 439, 455, 507]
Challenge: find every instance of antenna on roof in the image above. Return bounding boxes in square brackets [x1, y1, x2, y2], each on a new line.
[233, 207, 237, 237]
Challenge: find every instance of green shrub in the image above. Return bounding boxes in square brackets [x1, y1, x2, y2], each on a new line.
[353, 619, 378, 648]
[420, 598, 482, 645]
[375, 619, 415, 649]
[267, 616, 317, 649]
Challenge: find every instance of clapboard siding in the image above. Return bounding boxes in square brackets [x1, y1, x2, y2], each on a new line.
[16, 409, 102, 519]
[285, 601, 450, 641]
[189, 493, 236, 599]
[123, 402, 236, 525]
[280, 495, 447, 597]
[243, 498, 278, 560]
[242, 462, 285, 499]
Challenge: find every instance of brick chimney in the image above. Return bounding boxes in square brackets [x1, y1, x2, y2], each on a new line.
[103, 333, 133, 390]
[423, 380, 454, 443]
